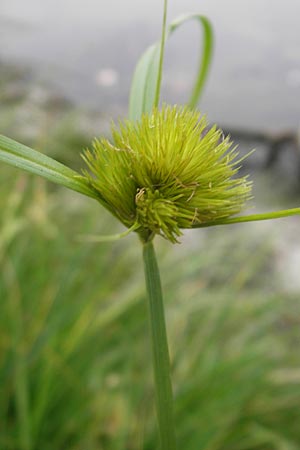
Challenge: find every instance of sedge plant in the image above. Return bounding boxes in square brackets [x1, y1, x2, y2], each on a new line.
[0, 1, 300, 449]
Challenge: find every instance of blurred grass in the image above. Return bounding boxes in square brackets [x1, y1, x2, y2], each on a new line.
[1, 68, 300, 449]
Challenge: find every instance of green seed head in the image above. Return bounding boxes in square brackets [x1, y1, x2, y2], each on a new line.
[82, 105, 252, 243]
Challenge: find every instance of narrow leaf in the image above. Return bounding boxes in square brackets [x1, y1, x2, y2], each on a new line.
[191, 208, 300, 228]
[154, 0, 168, 109]
[77, 222, 140, 243]
[129, 13, 213, 121]
[169, 14, 213, 109]
[0, 134, 97, 199]
[129, 45, 160, 122]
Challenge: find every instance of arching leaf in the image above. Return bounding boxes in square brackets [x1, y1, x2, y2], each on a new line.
[0, 134, 97, 199]
[129, 14, 213, 120]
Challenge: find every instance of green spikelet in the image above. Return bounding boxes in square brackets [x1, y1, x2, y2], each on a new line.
[82, 105, 252, 243]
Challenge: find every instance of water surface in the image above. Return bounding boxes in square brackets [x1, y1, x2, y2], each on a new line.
[1, 0, 300, 130]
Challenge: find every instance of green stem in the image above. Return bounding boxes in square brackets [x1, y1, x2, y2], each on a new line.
[15, 346, 32, 450]
[5, 263, 32, 450]
[154, 0, 168, 108]
[142, 240, 177, 450]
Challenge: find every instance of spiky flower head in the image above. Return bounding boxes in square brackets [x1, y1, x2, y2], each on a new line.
[82, 105, 252, 243]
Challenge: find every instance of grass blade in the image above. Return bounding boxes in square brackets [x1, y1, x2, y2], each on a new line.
[154, 0, 168, 109]
[129, 13, 213, 120]
[169, 14, 213, 109]
[0, 134, 97, 199]
[191, 208, 300, 228]
[129, 45, 160, 121]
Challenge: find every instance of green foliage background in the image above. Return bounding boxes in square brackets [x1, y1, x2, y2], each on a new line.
[1, 6, 300, 443]
[1, 100, 300, 449]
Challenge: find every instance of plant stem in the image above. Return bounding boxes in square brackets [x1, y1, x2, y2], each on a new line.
[154, 0, 168, 108]
[142, 240, 177, 450]
[5, 262, 32, 450]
